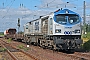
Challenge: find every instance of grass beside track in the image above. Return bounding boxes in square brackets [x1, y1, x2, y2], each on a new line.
[82, 32, 90, 43]
[82, 32, 90, 51]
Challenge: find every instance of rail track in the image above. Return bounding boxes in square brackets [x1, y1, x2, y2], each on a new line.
[0, 38, 90, 60]
[31, 45, 90, 60]
[0, 38, 38, 60]
[41, 48, 90, 60]
[57, 52, 89, 60]
[74, 52, 90, 60]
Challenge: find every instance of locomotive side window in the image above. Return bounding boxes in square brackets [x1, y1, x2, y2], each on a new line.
[35, 21, 39, 30]
[45, 20, 48, 24]
[50, 18, 53, 25]
[26, 25, 28, 29]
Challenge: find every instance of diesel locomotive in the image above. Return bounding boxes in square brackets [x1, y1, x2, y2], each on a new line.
[23, 9, 83, 51]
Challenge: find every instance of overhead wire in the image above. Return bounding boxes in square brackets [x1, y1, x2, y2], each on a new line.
[2, 0, 15, 19]
[39, 0, 69, 9]
[40, 0, 79, 9]
[38, 0, 56, 8]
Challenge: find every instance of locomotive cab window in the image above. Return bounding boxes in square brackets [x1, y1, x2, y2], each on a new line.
[68, 15, 79, 24]
[55, 14, 80, 25]
[56, 15, 67, 24]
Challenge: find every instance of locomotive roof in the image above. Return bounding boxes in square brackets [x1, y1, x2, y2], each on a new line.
[8, 28, 16, 30]
[25, 9, 80, 25]
[5, 28, 17, 32]
[27, 14, 50, 24]
[27, 18, 39, 24]
[7, 28, 16, 30]
[54, 9, 79, 15]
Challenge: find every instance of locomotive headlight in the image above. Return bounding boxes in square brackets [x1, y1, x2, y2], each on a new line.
[55, 29, 61, 33]
[75, 30, 80, 33]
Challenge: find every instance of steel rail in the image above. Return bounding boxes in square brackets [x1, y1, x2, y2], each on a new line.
[1, 43, 18, 60]
[58, 52, 88, 60]
[0, 38, 38, 60]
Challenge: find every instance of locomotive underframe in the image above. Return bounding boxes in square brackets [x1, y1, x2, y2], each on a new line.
[24, 34, 83, 50]
[53, 35, 83, 50]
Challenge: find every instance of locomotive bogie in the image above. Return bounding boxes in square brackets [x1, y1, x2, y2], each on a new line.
[39, 39, 54, 49]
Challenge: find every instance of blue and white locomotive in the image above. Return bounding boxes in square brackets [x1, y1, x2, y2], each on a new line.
[24, 9, 83, 51]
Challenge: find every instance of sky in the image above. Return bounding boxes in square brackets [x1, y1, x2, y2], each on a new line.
[0, 0, 90, 32]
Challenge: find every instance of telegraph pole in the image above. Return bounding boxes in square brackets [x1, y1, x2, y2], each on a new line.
[83, 1, 86, 34]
